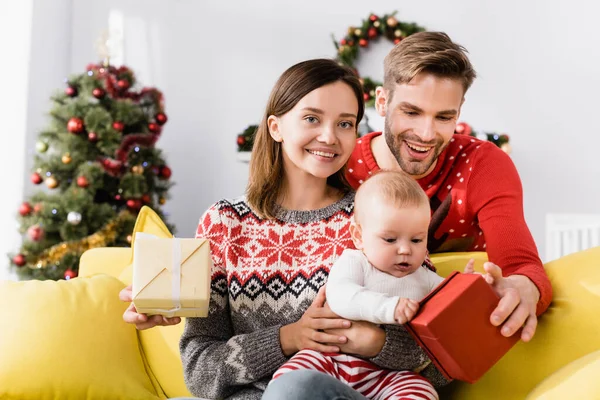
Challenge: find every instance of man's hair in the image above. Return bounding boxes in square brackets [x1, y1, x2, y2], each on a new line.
[354, 170, 429, 223]
[246, 58, 364, 219]
[383, 31, 476, 99]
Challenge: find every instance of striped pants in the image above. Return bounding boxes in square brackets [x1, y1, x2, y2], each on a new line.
[272, 349, 438, 400]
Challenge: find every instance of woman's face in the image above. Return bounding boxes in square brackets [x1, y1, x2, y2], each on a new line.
[268, 81, 359, 182]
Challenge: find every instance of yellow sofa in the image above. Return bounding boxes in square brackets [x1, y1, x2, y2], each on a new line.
[1, 207, 599, 399]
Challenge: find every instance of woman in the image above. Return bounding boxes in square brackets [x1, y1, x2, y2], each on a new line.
[121, 59, 445, 400]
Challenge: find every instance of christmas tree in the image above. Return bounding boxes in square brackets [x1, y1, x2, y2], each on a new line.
[9, 62, 174, 280]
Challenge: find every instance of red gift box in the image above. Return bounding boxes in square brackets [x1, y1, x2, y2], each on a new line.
[406, 271, 520, 383]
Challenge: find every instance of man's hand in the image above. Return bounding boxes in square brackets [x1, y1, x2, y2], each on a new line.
[394, 298, 419, 325]
[325, 320, 386, 358]
[120, 285, 181, 330]
[482, 262, 540, 342]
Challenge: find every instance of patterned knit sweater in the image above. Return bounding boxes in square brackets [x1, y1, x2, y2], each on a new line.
[179, 193, 447, 400]
[347, 132, 552, 315]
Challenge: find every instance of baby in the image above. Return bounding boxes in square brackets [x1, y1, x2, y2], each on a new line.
[272, 170, 443, 400]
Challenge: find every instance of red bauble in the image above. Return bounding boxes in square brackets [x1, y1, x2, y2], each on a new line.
[115, 194, 122, 201]
[148, 122, 161, 133]
[12, 254, 26, 267]
[76, 176, 89, 188]
[92, 88, 105, 99]
[159, 166, 172, 179]
[455, 122, 472, 136]
[19, 202, 32, 216]
[340, 39, 347, 46]
[155, 112, 168, 125]
[363, 93, 370, 101]
[88, 132, 98, 142]
[27, 225, 44, 241]
[142, 194, 151, 204]
[117, 79, 130, 90]
[65, 86, 77, 97]
[31, 172, 43, 185]
[67, 117, 84, 134]
[394, 38, 402, 44]
[126, 199, 142, 210]
[369, 14, 379, 22]
[64, 269, 77, 280]
[237, 136, 246, 146]
[359, 39, 369, 47]
[112, 121, 125, 132]
[368, 28, 378, 39]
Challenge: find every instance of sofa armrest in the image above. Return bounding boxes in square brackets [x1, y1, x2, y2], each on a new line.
[79, 247, 131, 281]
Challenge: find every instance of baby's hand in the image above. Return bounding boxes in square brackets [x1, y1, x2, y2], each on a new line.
[394, 298, 419, 324]
[463, 258, 495, 285]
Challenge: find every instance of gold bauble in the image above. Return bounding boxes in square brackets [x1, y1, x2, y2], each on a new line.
[347, 26, 356, 35]
[373, 21, 381, 28]
[131, 165, 144, 175]
[45, 176, 58, 189]
[354, 29, 362, 37]
[159, 197, 166, 205]
[62, 153, 72, 164]
[394, 29, 403, 38]
[387, 17, 398, 27]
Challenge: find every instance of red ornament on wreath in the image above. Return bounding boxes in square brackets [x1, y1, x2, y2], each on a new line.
[65, 86, 77, 97]
[155, 112, 168, 125]
[117, 79, 130, 90]
[369, 14, 379, 22]
[67, 117, 84, 134]
[64, 269, 77, 280]
[237, 136, 246, 146]
[455, 122, 472, 136]
[31, 172, 43, 185]
[112, 121, 125, 132]
[27, 225, 44, 241]
[76, 176, 89, 188]
[19, 202, 33, 216]
[88, 132, 99, 142]
[368, 28, 378, 39]
[159, 166, 172, 180]
[127, 199, 142, 210]
[92, 88, 105, 99]
[148, 122, 161, 134]
[359, 39, 369, 47]
[12, 254, 26, 267]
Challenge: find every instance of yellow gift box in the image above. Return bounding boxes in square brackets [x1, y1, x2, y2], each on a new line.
[132, 232, 212, 317]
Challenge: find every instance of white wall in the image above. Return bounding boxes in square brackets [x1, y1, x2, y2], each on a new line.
[5, 0, 599, 270]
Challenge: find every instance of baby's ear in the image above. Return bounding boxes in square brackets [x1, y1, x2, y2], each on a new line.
[349, 222, 363, 249]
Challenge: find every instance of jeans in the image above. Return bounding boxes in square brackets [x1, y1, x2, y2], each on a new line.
[262, 370, 368, 400]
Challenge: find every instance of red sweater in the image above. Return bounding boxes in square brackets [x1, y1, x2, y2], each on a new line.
[347, 132, 552, 315]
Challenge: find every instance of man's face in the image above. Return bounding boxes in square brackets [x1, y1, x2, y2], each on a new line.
[377, 73, 464, 178]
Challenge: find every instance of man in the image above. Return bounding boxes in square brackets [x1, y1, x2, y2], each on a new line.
[346, 31, 552, 343]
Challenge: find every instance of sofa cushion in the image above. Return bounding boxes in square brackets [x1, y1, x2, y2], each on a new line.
[0, 274, 162, 400]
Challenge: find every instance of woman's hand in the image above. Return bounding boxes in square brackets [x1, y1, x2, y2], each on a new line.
[325, 320, 386, 358]
[119, 285, 181, 330]
[279, 286, 351, 356]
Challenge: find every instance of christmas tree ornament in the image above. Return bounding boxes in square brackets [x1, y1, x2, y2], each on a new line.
[237, 136, 245, 146]
[159, 165, 172, 179]
[155, 112, 168, 125]
[12, 254, 26, 267]
[455, 122, 472, 136]
[158, 197, 166, 205]
[359, 39, 369, 47]
[112, 121, 125, 132]
[148, 122, 160, 133]
[76, 176, 89, 188]
[31, 172, 43, 184]
[115, 194, 122, 201]
[347, 26, 356, 35]
[62, 153, 72, 164]
[363, 93, 370, 101]
[369, 14, 379, 22]
[142, 194, 151, 203]
[88, 132, 99, 142]
[19, 202, 33, 216]
[67, 211, 83, 225]
[354, 29, 362, 36]
[65, 86, 78, 97]
[36, 141, 49, 153]
[27, 225, 45, 241]
[45, 176, 59, 189]
[387, 16, 398, 27]
[117, 79, 130, 90]
[67, 117, 84, 134]
[126, 199, 142, 210]
[92, 88, 105, 99]
[394, 38, 401, 44]
[64, 269, 77, 280]
[131, 165, 144, 175]
[34, 203, 43, 213]
[368, 28, 378, 39]
[394, 29, 403, 38]
[373, 21, 381, 28]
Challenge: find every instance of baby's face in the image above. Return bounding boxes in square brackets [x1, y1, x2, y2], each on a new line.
[354, 201, 430, 278]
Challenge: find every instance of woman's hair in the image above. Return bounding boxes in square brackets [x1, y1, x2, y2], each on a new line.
[246, 58, 364, 219]
[383, 31, 476, 100]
